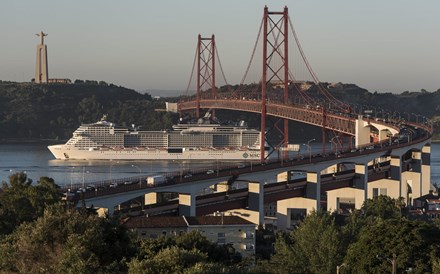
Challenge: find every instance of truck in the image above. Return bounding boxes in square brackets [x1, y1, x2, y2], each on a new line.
[147, 175, 167, 186]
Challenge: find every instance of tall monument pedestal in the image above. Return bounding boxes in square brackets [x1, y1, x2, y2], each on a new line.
[35, 31, 48, 84]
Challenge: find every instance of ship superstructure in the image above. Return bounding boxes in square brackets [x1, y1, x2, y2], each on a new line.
[48, 114, 266, 160]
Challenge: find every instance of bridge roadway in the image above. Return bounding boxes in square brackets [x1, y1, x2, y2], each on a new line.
[179, 99, 367, 135]
[76, 124, 430, 213]
[121, 163, 395, 216]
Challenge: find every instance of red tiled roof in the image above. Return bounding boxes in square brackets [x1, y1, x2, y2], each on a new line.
[185, 216, 254, 226]
[123, 216, 187, 229]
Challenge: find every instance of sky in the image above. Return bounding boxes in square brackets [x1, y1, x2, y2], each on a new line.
[1, 0, 439, 94]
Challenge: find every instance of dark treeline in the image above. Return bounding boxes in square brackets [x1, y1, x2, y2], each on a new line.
[2, 173, 440, 273]
[0, 81, 439, 141]
[0, 81, 178, 140]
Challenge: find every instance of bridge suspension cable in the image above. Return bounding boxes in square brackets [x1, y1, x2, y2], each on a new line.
[240, 17, 264, 86]
[288, 16, 352, 113]
[185, 44, 198, 97]
[215, 45, 229, 87]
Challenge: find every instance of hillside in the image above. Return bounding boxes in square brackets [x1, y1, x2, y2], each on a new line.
[0, 81, 438, 141]
[0, 81, 178, 140]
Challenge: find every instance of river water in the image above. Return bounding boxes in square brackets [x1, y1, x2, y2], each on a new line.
[1, 142, 439, 187]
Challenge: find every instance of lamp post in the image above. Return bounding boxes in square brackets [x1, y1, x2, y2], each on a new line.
[81, 167, 90, 190]
[387, 134, 392, 146]
[70, 166, 75, 190]
[336, 263, 347, 274]
[349, 135, 355, 150]
[109, 161, 120, 181]
[330, 136, 339, 154]
[302, 138, 315, 162]
[131, 164, 142, 188]
[173, 160, 183, 182]
[377, 253, 397, 274]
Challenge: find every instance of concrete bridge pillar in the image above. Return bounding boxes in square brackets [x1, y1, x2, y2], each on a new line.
[224, 181, 264, 225]
[367, 155, 405, 201]
[355, 117, 371, 147]
[306, 171, 321, 209]
[277, 172, 288, 182]
[422, 144, 431, 196]
[354, 163, 368, 199]
[327, 163, 367, 213]
[390, 155, 402, 183]
[145, 192, 158, 206]
[378, 129, 390, 142]
[404, 152, 422, 203]
[276, 170, 321, 230]
[390, 155, 408, 200]
[248, 181, 264, 225]
[179, 193, 196, 216]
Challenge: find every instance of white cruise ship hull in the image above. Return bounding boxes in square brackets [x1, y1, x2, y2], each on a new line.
[48, 144, 265, 161]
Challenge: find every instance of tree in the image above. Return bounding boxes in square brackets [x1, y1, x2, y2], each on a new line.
[344, 218, 440, 273]
[361, 195, 402, 220]
[0, 172, 35, 234]
[0, 203, 135, 273]
[29, 176, 61, 216]
[260, 210, 345, 274]
[128, 246, 208, 274]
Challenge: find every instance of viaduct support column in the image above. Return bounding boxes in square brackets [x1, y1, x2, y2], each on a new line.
[422, 144, 431, 196]
[354, 163, 368, 202]
[355, 118, 370, 147]
[390, 155, 403, 198]
[306, 172, 321, 210]
[407, 152, 422, 201]
[248, 181, 264, 225]
[327, 163, 367, 212]
[145, 192, 158, 206]
[276, 171, 321, 230]
[367, 155, 405, 201]
[179, 193, 196, 216]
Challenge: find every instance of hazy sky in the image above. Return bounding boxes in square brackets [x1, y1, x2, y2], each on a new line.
[1, 1, 439, 93]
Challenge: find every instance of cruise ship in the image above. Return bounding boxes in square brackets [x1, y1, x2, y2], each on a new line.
[48, 114, 267, 160]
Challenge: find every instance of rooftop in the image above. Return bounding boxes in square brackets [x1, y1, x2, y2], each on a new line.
[123, 216, 187, 229]
[185, 216, 254, 226]
[123, 215, 255, 229]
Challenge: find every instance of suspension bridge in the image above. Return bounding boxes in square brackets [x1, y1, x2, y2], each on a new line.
[68, 6, 432, 228]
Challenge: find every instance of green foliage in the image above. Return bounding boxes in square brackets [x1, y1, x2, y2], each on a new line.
[259, 211, 345, 274]
[361, 195, 403, 220]
[0, 172, 61, 235]
[344, 218, 440, 273]
[128, 246, 208, 274]
[0, 203, 135, 273]
[0, 82, 176, 140]
[1, 81, 438, 141]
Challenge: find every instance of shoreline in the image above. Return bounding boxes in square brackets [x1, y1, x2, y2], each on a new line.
[0, 138, 66, 144]
[2, 138, 440, 144]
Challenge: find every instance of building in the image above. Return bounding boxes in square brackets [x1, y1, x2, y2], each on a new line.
[123, 215, 256, 257]
[166, 102, 178, 113]
[48, 78, 71, 84]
